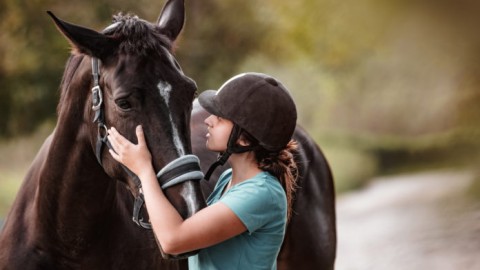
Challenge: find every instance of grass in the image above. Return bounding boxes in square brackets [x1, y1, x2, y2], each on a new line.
[0, 172, 24, 218]
[0, 121, 54, 221]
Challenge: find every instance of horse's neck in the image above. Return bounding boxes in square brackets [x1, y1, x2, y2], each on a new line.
[29, 57, 123, 244]
[34, 124, 117, 237]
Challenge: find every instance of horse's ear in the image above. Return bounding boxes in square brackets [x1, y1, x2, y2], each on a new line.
[157, 0, 185, 41]
[47, 11, 117, 60]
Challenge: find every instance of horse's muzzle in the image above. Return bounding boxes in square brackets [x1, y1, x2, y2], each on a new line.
[156, 154, 205, 260]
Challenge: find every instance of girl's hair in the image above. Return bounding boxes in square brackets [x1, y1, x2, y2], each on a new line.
[241, 131, 299, 221]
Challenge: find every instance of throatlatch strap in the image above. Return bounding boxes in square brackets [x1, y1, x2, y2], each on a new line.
[132, 193, 152, 229]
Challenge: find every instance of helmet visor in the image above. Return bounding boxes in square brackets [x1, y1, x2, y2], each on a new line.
[198, 90, 225, 118]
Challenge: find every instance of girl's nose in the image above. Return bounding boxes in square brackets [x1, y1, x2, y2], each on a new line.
[204, 115, 213, 127]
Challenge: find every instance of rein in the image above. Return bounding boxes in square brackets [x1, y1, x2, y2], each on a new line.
[90, 57, 204, 230]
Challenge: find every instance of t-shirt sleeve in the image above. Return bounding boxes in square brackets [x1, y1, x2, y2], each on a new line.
[219, 179, 274, 233]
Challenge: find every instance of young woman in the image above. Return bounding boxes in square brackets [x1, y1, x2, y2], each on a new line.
[107, 72, 298, 269]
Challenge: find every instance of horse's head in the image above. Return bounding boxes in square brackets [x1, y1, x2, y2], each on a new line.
[48, 0, 206, 256]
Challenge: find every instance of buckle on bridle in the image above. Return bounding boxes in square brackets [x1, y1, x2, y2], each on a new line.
[91, 85, 103, 111]
[132, 192, 152, 229]
[97, 124, 108, 141]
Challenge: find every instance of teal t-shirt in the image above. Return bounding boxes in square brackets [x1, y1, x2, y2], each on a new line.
[188, 168, 287, 270]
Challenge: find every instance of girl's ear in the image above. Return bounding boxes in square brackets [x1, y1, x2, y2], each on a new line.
[237, 134, 252, 147]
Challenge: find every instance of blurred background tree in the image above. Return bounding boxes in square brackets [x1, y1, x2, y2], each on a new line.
[0, 0, 479, 194]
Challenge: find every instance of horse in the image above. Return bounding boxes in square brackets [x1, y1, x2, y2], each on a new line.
[0, 0, 337, 268]
[0, 0, 206, 269]
[191, 100, 337, 270]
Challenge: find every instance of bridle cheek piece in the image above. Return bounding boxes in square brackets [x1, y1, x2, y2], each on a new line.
[90, 57, 204, 231]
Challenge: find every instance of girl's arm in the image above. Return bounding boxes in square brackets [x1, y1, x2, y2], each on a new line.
[107, 126, 246, 254]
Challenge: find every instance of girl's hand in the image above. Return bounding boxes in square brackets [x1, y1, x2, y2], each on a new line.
[107, 125, 153, 177]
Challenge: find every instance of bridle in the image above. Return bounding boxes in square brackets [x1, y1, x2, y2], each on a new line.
[90, 57, 204, 229]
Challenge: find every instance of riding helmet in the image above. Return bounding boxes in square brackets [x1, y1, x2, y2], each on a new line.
[198, 72, 297, 152]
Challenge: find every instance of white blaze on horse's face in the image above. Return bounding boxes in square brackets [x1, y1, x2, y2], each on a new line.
[157, 80, 185, 156]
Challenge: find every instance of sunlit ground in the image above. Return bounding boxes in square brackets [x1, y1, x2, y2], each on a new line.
[336, 170, 480, 270]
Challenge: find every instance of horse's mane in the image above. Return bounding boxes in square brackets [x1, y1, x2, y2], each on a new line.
[56, 54, 85, 115]
[103, 13, 173, 56]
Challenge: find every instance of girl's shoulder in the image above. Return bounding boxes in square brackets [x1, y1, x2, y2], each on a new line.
[240, 171, 283, 193]
[233, 171, 285, 204]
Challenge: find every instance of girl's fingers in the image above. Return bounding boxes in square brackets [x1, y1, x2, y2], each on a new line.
[107, 130, 121, 151]
[108, 149, 120, 161]
[109, 127, 127, 146]
[136, 125, 146, 146]
[107, 128, 129, 157]
[106, 126, 152, 174]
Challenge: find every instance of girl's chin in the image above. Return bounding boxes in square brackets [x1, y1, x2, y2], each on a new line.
[205, 143, 226, 153]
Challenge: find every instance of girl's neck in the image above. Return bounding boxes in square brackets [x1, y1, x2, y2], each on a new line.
[228, 151, 262, 185]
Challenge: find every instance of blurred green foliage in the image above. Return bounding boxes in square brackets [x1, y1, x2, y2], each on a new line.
[0, 0, 479, 193]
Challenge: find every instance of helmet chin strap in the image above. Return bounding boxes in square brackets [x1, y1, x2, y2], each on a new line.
[204, 124, 259, 181]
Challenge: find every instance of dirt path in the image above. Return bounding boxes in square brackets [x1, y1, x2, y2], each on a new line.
[335, 170, 480, 270]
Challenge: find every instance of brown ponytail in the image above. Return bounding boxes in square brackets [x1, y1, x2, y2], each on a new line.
[254, 140, 299, 221]
[238, 130, 298, 221]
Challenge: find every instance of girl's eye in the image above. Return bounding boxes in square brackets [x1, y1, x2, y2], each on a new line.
[116, 99, 132, 110]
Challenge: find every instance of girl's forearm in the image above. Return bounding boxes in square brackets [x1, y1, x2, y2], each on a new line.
[138, 169, 185, 254]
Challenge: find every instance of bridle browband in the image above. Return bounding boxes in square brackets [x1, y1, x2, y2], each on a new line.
[90, 57, 204, 230]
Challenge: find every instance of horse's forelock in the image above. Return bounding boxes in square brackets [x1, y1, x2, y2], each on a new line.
[103, 13, 172, 56]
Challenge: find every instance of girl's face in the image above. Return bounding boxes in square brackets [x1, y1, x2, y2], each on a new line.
[204, 114, 234, 152]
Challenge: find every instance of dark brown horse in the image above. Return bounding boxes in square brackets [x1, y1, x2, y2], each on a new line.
[191, 100, 337, 270]
[0, 0, 206, 269]
[0, 0, 336, 268]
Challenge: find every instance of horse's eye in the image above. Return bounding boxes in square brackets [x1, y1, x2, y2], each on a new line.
[116, 99, 132, 110]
